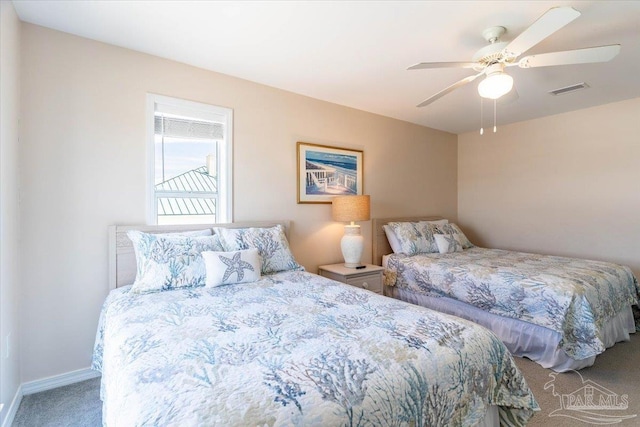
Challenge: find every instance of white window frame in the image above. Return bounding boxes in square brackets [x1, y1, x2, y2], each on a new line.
[146, 94, 233, 225]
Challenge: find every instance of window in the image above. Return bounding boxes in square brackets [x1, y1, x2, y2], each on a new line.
[147, 94, 232, 225]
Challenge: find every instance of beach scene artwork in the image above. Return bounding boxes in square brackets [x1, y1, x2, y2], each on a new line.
[298, 142, 362, 203]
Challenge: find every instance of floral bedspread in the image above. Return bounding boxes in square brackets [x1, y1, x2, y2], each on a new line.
[93, 271, 537, 426]
[386, 248, 640, 360]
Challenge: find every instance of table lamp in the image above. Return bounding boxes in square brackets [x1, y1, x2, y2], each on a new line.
[332, 195, 370, 268]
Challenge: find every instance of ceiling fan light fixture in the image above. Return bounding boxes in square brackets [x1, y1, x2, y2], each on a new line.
[409, 7, 620, 110]
[478, 71, 514, 99]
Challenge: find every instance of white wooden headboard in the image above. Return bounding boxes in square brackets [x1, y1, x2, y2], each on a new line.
[372, 216, 444, 266]
[108, 221, 291, 289]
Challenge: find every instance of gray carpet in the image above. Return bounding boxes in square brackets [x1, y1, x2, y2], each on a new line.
[514, 332, 640, 426]
[11, 334, 639, 426]
[12, 377, 101, 427]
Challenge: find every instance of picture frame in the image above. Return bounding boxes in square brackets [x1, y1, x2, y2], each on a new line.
[297, 141, 363, 204]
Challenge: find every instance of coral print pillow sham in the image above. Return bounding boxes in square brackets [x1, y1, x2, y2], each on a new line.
[385, 221, 439, 255]
[385, 221, 474, 255]
[128, 230, 223, 294]
[436, 223, 473, 249]
[214, 224, 303, 274]
[434, 233, 464, 253]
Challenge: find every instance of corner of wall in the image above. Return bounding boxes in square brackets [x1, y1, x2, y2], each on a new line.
[0, 1, 23, 426]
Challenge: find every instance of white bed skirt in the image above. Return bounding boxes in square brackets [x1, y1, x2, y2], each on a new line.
[388, 286, 635, 372]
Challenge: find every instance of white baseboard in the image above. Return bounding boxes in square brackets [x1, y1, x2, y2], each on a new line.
[1, 367, 100, 427]
[1, 384, 22, 427]
[21, 367, 100, 395]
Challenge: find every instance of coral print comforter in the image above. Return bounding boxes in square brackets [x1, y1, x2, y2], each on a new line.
[386, 248, 639, 360]
[93, 270, 537, 426]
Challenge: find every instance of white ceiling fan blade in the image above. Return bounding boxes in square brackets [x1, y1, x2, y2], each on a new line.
[417, 72, 484, 107]
[518, 44, 621, 68]
[503, 6, 581, 58]
[408, 62, 479, 70]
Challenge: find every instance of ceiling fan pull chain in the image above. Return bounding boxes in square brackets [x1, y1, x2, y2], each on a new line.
[480, 97, 484, 135]
[493, 99, 497, 133]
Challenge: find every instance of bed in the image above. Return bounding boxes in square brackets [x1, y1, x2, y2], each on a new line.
[92, 221, 538, 426]
[373, 216, 639, 372]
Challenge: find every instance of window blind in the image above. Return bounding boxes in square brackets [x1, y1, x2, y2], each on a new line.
[154, 115, 224, 140]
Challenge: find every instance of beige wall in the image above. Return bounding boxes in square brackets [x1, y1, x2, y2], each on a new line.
[0, 1, 22, 423]
[458, 98, 640, 277]
[11, 15, 640, 392]
[19, 23, 457, 382]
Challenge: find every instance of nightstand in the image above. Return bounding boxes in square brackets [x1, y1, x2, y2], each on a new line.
[318, 264, 385, 295]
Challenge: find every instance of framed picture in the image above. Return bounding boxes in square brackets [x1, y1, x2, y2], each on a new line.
[297, 141, 363, 204]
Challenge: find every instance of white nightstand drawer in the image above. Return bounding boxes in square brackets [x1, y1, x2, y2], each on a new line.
[345, 274, 383, 294]
[318, 264, 385, 295]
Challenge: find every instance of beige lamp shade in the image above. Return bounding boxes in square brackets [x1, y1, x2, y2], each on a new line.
[332, 195, 370, 222]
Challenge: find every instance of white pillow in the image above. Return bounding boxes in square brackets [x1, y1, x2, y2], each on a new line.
[202, 248, 261, 287]
[383, 225, 403, 254]
[435, 233, 463, 254]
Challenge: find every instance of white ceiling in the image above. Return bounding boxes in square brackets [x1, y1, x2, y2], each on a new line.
[12, 0, 640, 134]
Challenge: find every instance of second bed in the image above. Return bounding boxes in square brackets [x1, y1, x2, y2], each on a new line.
[374, 216, 639, 372]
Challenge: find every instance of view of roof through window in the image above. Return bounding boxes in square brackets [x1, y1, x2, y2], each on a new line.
[154, 113, 222, 183]
[154, 112, 222, 224]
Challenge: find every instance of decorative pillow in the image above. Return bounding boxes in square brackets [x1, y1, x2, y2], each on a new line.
[386, 222, 439, 255]
[213, 225, 303, 274]
[383, 225, 403, 254]
[435, 233, 463, 254]
[128, 231, 223, 294]
[420, 219, 449, 226]
[436, 223, 474, 249]
[202, 248, 261, 287]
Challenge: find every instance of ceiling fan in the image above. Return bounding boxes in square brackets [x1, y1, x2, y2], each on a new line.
[409, 6, 621, 107]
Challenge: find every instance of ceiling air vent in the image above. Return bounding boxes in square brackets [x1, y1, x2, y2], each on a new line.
[548, 82, 590, 96]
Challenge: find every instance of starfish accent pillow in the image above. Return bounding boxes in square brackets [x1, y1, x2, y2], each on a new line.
[202, 248, 262, 287]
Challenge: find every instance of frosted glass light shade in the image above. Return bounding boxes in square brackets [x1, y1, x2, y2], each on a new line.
[341, 225, 364, 268]
[478, 73, 514, 99]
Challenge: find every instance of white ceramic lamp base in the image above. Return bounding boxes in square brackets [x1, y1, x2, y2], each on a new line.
[341, 224, 364, 268]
